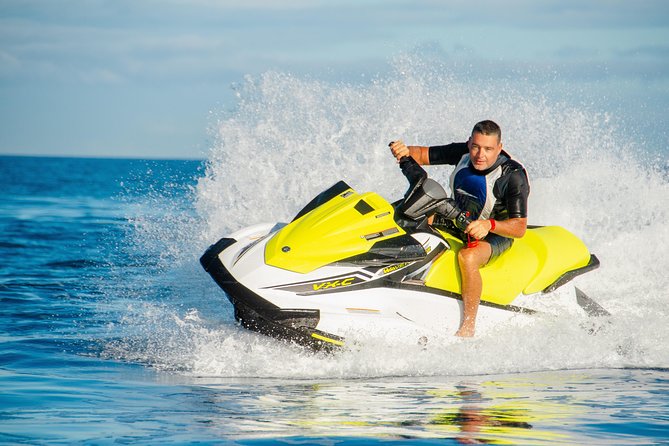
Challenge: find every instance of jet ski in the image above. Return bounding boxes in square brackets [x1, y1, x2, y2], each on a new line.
[200, 157, 602, 350]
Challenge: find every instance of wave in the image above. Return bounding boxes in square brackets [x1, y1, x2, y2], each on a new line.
[115, 55, 669, 378]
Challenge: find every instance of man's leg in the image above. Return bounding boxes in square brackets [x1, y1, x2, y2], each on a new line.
[455, 242, 492, 337]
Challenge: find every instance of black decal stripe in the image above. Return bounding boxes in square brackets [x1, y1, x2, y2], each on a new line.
[295, 271, 537, 315]
[393, 282, 537, 315]
[274, 276, 369, 295]
[265, 270, 375, 290]
[382, 242, 446, 281]
[202, 239, 535, 318]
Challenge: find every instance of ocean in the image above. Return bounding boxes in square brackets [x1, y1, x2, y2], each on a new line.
[2, 68, 669, 444]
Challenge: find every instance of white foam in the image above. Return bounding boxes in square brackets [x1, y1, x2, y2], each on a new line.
[124, 57, 669, 378]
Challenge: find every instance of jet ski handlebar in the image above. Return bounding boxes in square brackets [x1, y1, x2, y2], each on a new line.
[396, 155, 471, 230]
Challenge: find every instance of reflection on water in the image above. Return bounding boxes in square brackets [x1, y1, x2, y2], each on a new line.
[427, 384, 573, 444]
[176, 371, 614, 444]
[430, 386, 534, 444]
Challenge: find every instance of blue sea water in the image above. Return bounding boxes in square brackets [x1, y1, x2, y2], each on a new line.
[2, 67, 669, 444]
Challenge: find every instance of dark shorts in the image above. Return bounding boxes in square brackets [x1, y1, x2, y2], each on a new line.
[485, 233, 514, 265]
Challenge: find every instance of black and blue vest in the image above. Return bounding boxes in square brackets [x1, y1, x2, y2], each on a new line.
[429, 142, 529, 221]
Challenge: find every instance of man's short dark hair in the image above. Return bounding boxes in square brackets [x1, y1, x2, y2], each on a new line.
[472, 120, 501, 142]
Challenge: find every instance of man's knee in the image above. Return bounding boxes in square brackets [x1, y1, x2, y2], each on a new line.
[458, 245, 490, 270]
[457, 247, 478, 270]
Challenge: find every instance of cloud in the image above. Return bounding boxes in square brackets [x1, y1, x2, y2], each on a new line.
[0, 49, 20, 73]
[1, 0, 668, 157]
[399, 0, 669, 29]
[2, 0, 668, 87]
[617, 44, 669, 59]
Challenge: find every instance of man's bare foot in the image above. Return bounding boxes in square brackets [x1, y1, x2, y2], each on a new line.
[455, 326, 475, 337]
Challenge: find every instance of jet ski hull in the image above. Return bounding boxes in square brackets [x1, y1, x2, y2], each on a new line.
[200, 224, 594, 350]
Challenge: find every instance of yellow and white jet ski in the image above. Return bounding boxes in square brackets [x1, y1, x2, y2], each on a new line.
[201, 158, 603, 350]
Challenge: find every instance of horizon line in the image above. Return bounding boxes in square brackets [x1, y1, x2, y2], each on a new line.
[0, 152, 206, 162]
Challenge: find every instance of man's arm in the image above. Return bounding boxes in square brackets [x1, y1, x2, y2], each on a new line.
[390, 141, 468, 165]
[407, 145, 430, 165]
[399, 155, 427, 188]
[389, 141, 430, 165]
[465, 217, 527, 241]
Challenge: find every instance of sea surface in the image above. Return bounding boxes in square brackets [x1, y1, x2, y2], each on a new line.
[2, 67, 669, 444]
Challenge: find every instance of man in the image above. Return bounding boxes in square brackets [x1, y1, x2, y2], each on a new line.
[389, 120, 529, 337]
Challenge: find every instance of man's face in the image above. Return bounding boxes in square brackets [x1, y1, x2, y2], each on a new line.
[467, 132, 503, 171]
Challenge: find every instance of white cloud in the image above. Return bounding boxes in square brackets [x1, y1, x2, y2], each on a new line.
[1, 0, 668, 157]
[2, 0, 668, 86]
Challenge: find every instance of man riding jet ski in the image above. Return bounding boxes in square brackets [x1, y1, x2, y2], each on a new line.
[200, 155, 602, 351]
[391, 120, 531, 337]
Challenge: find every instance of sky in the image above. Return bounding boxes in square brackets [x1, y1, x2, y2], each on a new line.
[1, 0, 668, 159]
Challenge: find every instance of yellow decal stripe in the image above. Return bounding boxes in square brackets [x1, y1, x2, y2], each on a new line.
[311, 333, 345, 346]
